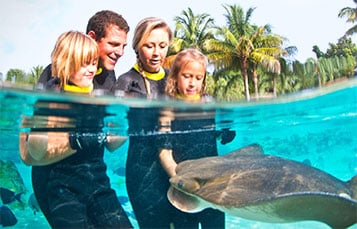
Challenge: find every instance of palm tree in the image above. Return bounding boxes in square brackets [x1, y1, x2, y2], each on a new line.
[205, 4, 286, 100]
[338, 0, 357, 37]
[248, 25, 288, 99]
[164, 7, 215, 68]
[29, 65, 44, 85]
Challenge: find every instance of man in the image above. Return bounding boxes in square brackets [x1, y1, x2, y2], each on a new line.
[37, 10, 129, 92]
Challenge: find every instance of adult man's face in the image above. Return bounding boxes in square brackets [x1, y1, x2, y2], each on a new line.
[96, 25, 128, 71]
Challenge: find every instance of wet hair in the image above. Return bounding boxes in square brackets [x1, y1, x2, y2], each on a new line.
[86, 10, 129, 41]
[132, 17, 173, 53]
[165, 48, 208, 97]
[51, 31, 99, 87]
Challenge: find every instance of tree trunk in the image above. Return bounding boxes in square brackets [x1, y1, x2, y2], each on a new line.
[241, 59, 250, 101]
[253, 68, 259, 99]
[273, 75, 277, 97]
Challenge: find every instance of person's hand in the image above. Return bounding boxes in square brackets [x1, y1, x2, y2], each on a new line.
[159, 148, 177, 177]
[106, 135, 127, 152]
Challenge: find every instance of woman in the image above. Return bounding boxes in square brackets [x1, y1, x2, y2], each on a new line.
[19, 31, 132, 228]
[113, 17, 172, 98]
[114, 17, 178, 228]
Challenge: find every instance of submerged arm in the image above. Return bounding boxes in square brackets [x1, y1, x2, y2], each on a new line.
[159, 148, 177, 177]
[19, 132, 76, 166]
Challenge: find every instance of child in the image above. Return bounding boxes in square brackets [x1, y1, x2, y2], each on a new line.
[165, 48, 208, 101]
[162, 48, 225, 228]
[19, 31, 132, 228]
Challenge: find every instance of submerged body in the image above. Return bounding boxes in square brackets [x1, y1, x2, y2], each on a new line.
[168, 144, 357, 228]
[126, 107, 224, 228]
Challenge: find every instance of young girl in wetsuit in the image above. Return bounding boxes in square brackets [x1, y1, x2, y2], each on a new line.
[19, 31, 132, 228]
[159, 48, 225, 228]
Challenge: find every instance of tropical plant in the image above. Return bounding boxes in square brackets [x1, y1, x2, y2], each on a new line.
[325, 37, 357, 58]
[172, 7, 215, 52]
[248, 25, 289, 99]
[338, 0, 357, 37]
[164, 7, 215, 68]
[28, 65, 44, 85]
[6, 68, 27, 84]
[205, 4, 287, 100]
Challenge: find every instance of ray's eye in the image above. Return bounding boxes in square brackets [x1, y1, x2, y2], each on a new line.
[178, 180, 184, 189]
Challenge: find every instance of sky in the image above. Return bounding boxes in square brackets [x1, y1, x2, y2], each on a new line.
[0, 0, 355, 77]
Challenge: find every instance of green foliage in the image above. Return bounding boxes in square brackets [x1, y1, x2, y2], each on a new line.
[338, 1, 357, 37]
[325, 37, 357, 58]
[28, 65, 44, 85]
[169, 7, 215, 54]
[5, 65, 44, 86]
[6, 68, 27, 83]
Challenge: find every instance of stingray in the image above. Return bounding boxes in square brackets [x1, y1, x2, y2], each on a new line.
[167, 144, 357, 228]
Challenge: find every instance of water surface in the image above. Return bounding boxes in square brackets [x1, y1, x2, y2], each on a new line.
[0, 79, 356, 228]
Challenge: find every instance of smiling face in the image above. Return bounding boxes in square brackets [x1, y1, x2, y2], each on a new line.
[96, 25, 128, 71]
[137, 28, 170, 73]
[177, 61, 205, 98]
[70, 60, 97, 87]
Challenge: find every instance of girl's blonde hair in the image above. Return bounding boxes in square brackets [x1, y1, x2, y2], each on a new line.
[132, 17, 173, 54]
[51, 30, 98, 87]
[165, 48, 208, 97]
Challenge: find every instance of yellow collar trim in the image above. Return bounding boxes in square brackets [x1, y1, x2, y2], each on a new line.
[133, 63, 165, 81]
[176, 94, 201, 101]
[96, 67, 103, 76]
[63, 83, 93, 94]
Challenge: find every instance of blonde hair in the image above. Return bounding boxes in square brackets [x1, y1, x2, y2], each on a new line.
[51, 30, 99, 87]
[132, 17, 173, 54]
[165, 48, 208, 97]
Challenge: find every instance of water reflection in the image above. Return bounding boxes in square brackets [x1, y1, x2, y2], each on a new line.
[0, 81, 356, 228]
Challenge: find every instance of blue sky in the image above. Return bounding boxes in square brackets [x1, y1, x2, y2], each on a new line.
[0, 0, 355, 76]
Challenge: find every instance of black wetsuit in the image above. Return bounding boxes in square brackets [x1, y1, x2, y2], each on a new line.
[126, 108, 225, 229]
[31, 69, 132, 228]
[119, 67, 225, 228]
[113, 67, 168, 98]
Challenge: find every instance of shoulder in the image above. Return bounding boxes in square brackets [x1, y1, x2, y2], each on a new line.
[115, 68, 141, 88]
[93, 68, 115, 91]
[164, 68, 170, 76]
[117, 68, 140, 82]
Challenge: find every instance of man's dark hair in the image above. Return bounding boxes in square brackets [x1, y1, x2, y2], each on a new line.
[86, 10, 130, 41]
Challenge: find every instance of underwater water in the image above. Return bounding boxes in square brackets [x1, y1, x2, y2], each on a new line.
[0, 78, 356, 229]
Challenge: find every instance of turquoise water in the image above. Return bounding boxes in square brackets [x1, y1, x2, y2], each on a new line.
[0, 79, 356, 228]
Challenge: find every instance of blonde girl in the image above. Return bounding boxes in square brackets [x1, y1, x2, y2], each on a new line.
[165, 48, 208, 101]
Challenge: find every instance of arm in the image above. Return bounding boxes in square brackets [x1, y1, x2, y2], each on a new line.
[105, 135, 127, 152]
[158, 108, 177, 177]
[19, 132, 76, 166]
[159, 148, 177, 177]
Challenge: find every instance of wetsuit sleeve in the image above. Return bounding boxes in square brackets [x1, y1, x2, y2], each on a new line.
[114, 73, 146, 97]
[114, 74, 132, 91]
[93, 69, 116, 91]
[217, 128, 236, 145]
[69, 132, 107, 151]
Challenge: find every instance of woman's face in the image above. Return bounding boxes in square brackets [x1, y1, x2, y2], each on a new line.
[177, 61, 205, 98]
[137, 28, 170, 73]
[70, 61, 97, 87]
